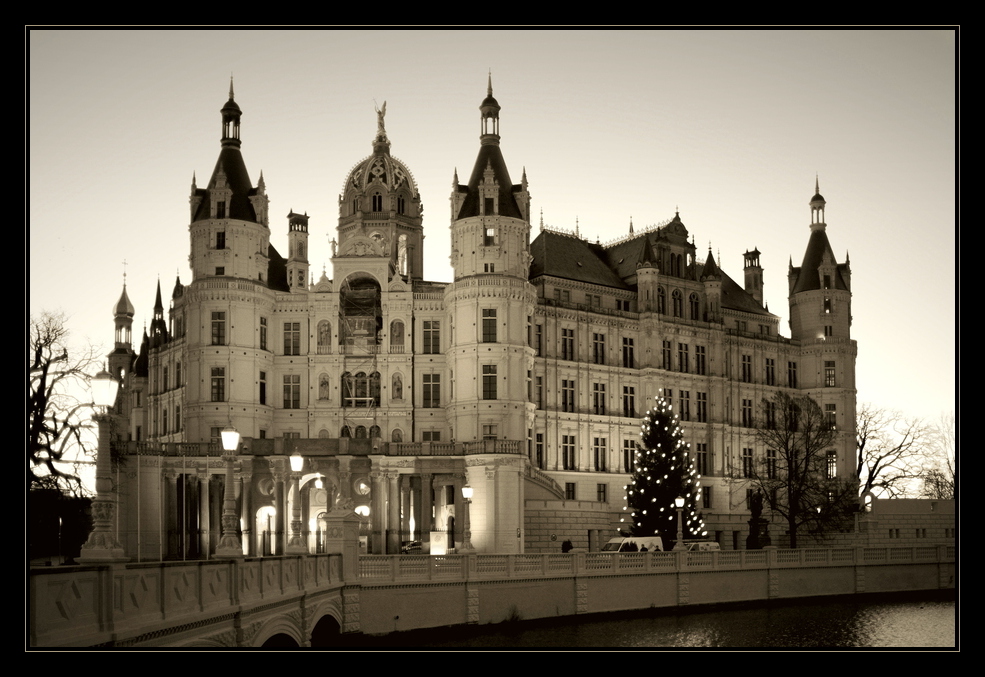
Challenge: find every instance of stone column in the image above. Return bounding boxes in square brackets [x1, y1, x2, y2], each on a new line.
[370, 471, 385, 554]
[388, 473, 400, 554]
[163, 469, 178, 558]
[239, 470, 252, 556]
[272, 461, 286, 556]
[421, 473, 433, 553]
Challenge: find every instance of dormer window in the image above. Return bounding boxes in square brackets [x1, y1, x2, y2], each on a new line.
[484, 227, 497, 246]
[484, 197, 495, 215]
[216, 201, 226, 219]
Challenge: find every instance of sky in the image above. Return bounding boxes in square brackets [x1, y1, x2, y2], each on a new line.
[28, 29, 956, 423]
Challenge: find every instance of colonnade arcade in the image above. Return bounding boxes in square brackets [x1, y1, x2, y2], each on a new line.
[157, 452, 473, 558]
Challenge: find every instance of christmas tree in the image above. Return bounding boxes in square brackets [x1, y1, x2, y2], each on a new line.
[623, 396, 707, 546]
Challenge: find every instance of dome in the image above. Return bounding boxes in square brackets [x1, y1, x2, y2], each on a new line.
[342, 150, 418, 196]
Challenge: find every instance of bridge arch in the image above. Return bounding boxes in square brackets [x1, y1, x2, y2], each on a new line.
[252, 615, 305, 648]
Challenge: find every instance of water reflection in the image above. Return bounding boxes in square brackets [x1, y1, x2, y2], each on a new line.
[346, 591, 954, 649]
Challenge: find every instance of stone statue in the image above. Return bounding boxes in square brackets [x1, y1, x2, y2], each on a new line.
[376, 101, 386, 135]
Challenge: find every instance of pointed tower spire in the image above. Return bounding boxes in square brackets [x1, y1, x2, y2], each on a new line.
[629, 216, 634, 236]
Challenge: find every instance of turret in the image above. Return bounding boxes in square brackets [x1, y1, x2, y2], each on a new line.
[743, 247, 764, 305]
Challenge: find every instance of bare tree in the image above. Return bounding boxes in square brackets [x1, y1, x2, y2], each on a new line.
[751, 392, 855, 548]
[921, 412, 955, 500]
[855, 404, 931, 498]
[29, 312, 100, 495]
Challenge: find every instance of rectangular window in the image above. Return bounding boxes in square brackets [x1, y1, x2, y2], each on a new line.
[622, 386, 635, 418]
[593, 437, 607, 472]
[423, 373, 441, 408]
[260, 317, 268, 351]
[766, 448, 777, 479]
[482, 364, 498, 400]
[696, 392, 708, 423]
[162, 365, 169, 392]
[562, 435, 576, 470]
[423, 320, 440, 354]
[283, 374, 301, 409]
[534, 324, 543, 356]
[702, 485, 712, 509]
[210, 367, 225, 402]
[788, 361, 798, 388]
[211, 311, 226, 346]
[696, 345, 707, 375]
[696, 443, 708, 476]
[484, 263, 495, 273]
[825, 360, 836, 387]
[561, 328, 575, 360]
[827, 450, 838, 479]
[765, 358, 775, 386]
[565, 483, 576, 500]
[597, 483, 608, 503]
[679, 391, 690, 421]
[259, 371, 267, 405]
[562, 379, 576, 413]
[484, 226, 496, 246]
[284, 322, 301, 355]
[536, 433, 545, 469]
[216, 230, 225, 249]
[742, 399, 753, 427]
[592, 383, 606, 415]
[592, 333, 606, 364]
[662, 340, 672, 370]
[482, 424, 497, 440]
[482, 309, 497, 342]
[535, 376, 544, 409]
[742, 448, 754, 478]
[678, 343, 689, 373]
[825, 403, 837, 430]
[824, 325, 834, 337]
[623, 440, 636, 473]
[741, 354, 752, 383]
[764, 399, 776, 429]
[423, 430, 441, 442]
[622, 337, 635, 368]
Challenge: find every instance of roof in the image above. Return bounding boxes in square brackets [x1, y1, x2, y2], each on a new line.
[530, 230, 629, 290]
[192, 146, 259, 222]
[790, 227, 849, 293]
[456, 143, 524, 220]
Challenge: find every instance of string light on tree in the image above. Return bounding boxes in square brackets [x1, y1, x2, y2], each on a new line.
[622, 395, 707, 546]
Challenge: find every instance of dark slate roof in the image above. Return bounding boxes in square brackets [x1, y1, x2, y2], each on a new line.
[790, 228, 849, 294]
[134, 332, 149, 378]
[192, 146, 259, 223]
[267, 243, 289, 292]
[456, 143, 524, 220]
[720, 269, 771, 315]
[530, 231, 629, 289]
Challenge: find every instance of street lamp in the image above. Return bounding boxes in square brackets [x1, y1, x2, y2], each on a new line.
[460, 483, 475, 553]
[214, 425, 244, 558]
[286, 451, 307, 553]
[672, 496, 686, 551]
[78, 367, 126, 563]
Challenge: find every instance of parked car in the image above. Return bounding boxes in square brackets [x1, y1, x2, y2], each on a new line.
[600, 536, 664, 552]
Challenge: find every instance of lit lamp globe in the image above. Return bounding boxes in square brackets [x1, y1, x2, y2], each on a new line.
[290, 451, 304, 473]
[220, 426, 241, 454]
[91, 368, 119, 410]
[461, 484, 474, 552]
[462, 484, 473, 500]
[673, 496, 686, 551]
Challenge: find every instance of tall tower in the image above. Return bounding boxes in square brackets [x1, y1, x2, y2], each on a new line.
[743, 247, 764, 306]
[109, 276, 136, 382]
[445, 79, 534, 553]
[787, 179, 857, 479]
[287, 210, 310, 291]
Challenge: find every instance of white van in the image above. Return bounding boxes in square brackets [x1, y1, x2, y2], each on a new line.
[683, 540, 720, 552]
[600, 536, 664, 552]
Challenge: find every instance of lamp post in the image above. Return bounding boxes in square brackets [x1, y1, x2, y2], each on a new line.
[286, 451, 308, 554]
[78, 367, 126, 563]
[460, 483, 475, 552]
[672, 495, 686, 551]
[214, 425, 244, 558]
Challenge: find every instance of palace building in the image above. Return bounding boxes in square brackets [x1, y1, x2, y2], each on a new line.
[108, 80, 856, 558]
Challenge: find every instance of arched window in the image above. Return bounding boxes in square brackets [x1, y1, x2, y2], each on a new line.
[372, 193, 383, 212]
[355, 425, 367, 439]
[397, 195, 406, 214]
[340, 426, 352, 438]
[672, 289, 684, 317]
[391, 428, 403, 443]
[689, 293, 700, 320]
[657, 287, 666, 314]
[370, 425, 381, 438]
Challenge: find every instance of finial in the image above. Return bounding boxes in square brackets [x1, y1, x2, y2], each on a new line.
[539, 208, 544, 232]
[487, 69, 493, 97]
[629, 216, 634, 235]
[122, 259, 127, 286]
[229, 74, 234, 100]
[575, 216, 580, 237]
[815, 173, 819, 195]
